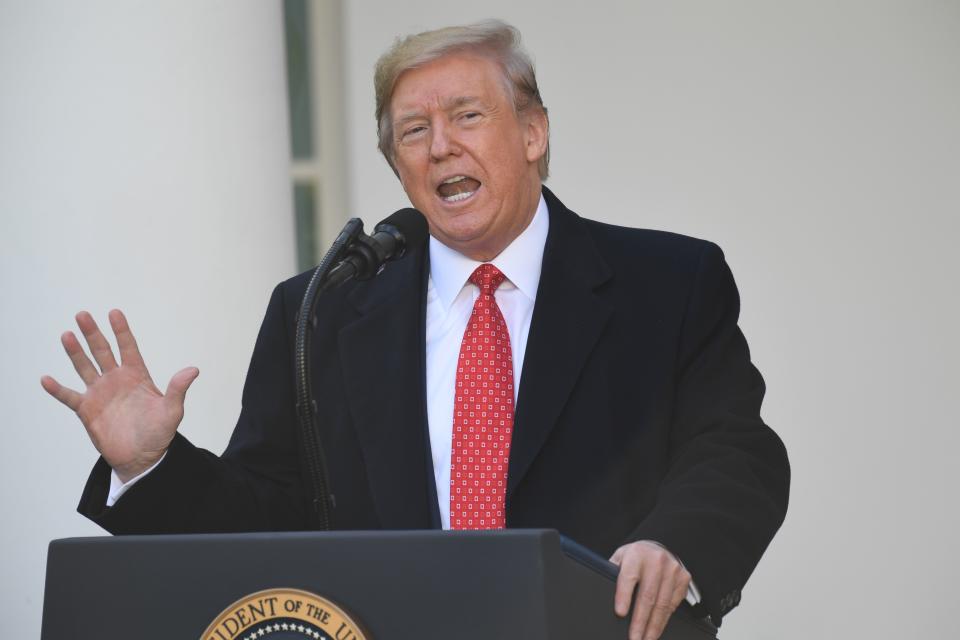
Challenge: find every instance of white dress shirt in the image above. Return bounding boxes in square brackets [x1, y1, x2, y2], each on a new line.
[426, 195, 549, 530]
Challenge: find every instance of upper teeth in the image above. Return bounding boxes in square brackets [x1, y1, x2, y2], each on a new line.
[442, 175, 467, 184]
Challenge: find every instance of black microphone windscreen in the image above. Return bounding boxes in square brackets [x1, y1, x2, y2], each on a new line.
[376, 208, 429, 249]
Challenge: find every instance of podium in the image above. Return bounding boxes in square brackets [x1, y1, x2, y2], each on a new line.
[41, 529, 717, 639]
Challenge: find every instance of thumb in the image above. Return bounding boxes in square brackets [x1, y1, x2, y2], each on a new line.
[165, 367, 200, 406]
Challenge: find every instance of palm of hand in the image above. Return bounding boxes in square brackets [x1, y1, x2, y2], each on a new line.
[78, 365, 180, 478]
[41, 310, 198, 483]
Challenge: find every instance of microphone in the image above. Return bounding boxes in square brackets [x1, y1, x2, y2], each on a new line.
[322, 208, 428, 290]
[294, 207, 428, 529]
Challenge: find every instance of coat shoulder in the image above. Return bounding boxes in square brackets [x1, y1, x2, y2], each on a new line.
[543, 187, 721, 279]
[575, 215, 724, 288]
[272, 266, 357, 320]
[275, 268, 317, 307]
[581, 216, 715, 259]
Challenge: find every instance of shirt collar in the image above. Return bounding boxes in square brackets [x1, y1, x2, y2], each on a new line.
[429, 193, 549, 311]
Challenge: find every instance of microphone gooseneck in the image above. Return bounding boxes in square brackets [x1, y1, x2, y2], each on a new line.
[293, 218, 363, 530]
[293, 208, 427, 529]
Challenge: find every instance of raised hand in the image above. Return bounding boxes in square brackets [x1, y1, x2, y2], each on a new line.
[41, 309, 199, 482]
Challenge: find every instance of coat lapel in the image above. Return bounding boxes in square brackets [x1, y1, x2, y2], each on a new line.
[507, 188, 614, 498]
[337, 245, 434, 529]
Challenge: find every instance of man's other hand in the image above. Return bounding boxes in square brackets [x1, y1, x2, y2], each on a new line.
[41, 309, 198, 482]
[610, 540, 691, 640]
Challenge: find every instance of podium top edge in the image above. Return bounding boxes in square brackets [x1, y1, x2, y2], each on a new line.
[49, 528, 565, 547]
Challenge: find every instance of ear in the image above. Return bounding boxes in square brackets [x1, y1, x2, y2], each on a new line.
[523, 108, 549, 164]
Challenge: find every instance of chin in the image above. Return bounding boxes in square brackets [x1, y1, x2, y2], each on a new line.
[442, 214, 493, 241]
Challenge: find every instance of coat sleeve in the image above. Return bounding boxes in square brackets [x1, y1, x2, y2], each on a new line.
[627, 241, 790, 625]
[77, 283, 310, 534]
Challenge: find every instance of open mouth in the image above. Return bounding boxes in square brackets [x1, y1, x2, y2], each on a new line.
[436, 175, 481, 203]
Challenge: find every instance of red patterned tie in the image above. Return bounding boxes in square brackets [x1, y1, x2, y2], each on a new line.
[450, 264, 514, 530]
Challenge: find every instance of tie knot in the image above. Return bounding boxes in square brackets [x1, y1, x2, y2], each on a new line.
[469, 263, 506, 293]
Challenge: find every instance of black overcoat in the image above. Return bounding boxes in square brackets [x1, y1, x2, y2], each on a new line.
[79, 187, 790, 624]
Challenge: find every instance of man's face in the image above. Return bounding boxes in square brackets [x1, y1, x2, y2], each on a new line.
[389, 53, 548, 261]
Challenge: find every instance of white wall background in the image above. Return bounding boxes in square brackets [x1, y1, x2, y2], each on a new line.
[341, 1, 959, 638]
[2, 1, 958, 638]
[0, 1, 294, 635]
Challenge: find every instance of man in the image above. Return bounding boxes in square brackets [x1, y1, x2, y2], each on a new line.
[42, 20, 789, 640]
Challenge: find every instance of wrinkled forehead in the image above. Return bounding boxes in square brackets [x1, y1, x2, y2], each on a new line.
[387, 53, 511, 119]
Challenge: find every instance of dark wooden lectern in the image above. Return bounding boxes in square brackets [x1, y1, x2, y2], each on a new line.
[42, 529, 717, 639]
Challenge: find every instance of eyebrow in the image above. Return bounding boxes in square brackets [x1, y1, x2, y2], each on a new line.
[393, 96, 485, 129]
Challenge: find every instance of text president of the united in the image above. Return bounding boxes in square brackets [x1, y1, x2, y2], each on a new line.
[42, 20, 789, 640]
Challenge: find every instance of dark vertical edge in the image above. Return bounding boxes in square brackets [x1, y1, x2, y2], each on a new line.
[294, 181, 318, 271]
[283, 0, 316, 160]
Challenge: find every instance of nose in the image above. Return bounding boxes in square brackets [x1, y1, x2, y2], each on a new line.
[429, 120, 461, 161]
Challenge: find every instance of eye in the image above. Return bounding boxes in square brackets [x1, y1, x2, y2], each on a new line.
[400, 125, 427, 141]
[461, 111, 481, 121]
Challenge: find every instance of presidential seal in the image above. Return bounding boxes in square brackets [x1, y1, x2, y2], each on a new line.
[202, 588, 368, 640]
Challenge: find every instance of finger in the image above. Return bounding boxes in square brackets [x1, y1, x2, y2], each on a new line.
[641, 573, 681, 640]
[41, 375, 83, 411]
[164, 367, 199, 407]
[61, 330, 99, 385]
[629, 565, 662, 640]
[108, 309, 146, 369]
[613, 552, 640, 617]
[670, 570, 689, 609]
[75, 311, 118, 373]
